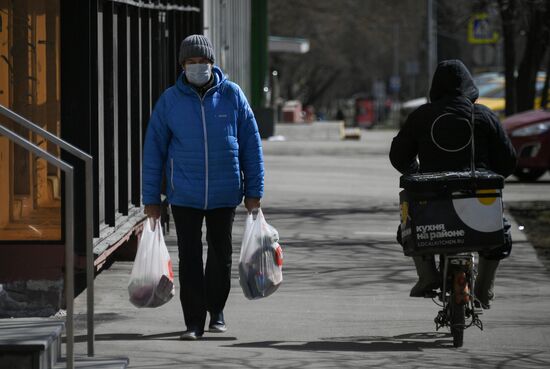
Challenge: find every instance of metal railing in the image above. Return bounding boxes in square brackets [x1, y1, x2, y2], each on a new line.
[1, 105, 95, 368]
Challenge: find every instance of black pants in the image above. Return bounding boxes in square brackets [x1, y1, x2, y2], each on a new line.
[171, 205, 236, 331]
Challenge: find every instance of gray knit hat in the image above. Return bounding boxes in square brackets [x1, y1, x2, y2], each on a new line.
[178, 34, 215, 64]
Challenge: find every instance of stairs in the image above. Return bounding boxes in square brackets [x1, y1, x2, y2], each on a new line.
[0, 319, 128, 369]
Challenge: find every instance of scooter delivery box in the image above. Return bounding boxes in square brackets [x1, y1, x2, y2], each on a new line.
[398, 171, 505, 256]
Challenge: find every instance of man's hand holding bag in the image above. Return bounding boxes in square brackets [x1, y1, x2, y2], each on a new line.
[238, 209, 283, 299]
[128, 218, 175, 308]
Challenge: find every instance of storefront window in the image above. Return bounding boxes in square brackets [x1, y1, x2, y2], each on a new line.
[0, 0, 61, 241]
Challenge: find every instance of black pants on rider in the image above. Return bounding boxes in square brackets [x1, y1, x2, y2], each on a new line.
[406, 218, 512, 308]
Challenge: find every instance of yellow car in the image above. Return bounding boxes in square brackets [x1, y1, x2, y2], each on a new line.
[477, 73, 549, 118]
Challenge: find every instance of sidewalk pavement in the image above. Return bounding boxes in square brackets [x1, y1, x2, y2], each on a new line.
[73, 128, 550, 368]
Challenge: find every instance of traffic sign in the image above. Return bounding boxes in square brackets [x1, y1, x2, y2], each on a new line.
[468, 13, 499, 44]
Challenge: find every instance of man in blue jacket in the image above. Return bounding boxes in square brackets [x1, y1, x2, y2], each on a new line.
[142, 34, 264, 340]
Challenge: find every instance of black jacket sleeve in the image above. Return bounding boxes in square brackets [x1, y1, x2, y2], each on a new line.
[480, 106, 517, 177]
[390, 110, 420, 174]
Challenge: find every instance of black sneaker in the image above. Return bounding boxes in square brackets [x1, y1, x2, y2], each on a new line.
[180, 328, 204, 340]
[474, 299, 491, 310]
[209, 312, 227, 333]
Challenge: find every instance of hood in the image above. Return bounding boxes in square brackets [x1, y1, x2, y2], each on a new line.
[176, 65, 226, 94]
[429, 60, 479, 103]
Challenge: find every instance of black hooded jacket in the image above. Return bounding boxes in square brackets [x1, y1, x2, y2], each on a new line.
[390, 60, 517, 177]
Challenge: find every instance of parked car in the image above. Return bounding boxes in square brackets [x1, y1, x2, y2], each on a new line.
[502, 109, 550, 181]
[477, 72, 549, 119]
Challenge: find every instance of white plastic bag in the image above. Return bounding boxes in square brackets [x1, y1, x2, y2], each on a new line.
[239, 209, 283, 299]
[128, 218, 175, 308]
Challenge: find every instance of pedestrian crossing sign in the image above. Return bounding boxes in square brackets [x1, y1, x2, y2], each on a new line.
[468, 13, 499, 44]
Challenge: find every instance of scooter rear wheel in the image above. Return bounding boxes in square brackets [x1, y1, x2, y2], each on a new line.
[450, 298, 465, 348]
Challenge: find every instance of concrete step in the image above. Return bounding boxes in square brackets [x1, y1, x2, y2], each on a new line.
[53, 357, 129, 369]
[272, 121, 343, 141]
[0, 318, 64, 369]
[0, 318, 129, 369]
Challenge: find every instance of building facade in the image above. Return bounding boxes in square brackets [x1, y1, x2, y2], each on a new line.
[0, 0, 253, 316]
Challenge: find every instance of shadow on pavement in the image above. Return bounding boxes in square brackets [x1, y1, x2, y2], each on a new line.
[225, 332, 453, 353]
[240, 205, 418, 291]
[71, 332, 238, 342]
[253, 205, 550, 291]
[261, 206, 397, 218]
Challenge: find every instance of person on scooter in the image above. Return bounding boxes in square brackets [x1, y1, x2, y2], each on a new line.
[389, 59, 517, 308]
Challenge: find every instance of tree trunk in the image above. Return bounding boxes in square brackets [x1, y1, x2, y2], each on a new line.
[539, 3, 550, 110]
[516, 3, 549, 113]
[499, 0, 517, 116]
[304, 70, 338, 106]
[541, 53, 550, 109]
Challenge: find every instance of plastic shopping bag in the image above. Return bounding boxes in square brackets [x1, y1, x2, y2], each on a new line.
[128, 218, 175, 308]
[239, 209, 283, 299]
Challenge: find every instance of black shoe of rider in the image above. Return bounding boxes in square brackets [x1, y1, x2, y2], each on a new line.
[410, 280, 439, 297]
[474, 299, 491, 310]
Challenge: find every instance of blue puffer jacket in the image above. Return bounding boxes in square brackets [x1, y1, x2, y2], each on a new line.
[142, 66, 264, 209]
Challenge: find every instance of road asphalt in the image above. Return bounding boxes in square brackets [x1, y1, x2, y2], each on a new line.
[73, 124, 550, 368]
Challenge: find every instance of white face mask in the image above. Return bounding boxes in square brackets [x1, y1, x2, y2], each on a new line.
[185, 63, 212, 86]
